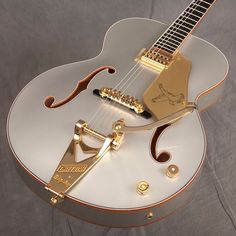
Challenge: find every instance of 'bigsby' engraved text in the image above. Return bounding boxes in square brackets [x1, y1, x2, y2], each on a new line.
[57, 164, 88, 173]
[152, 83, 185, 105]
[53, 174, 72, 187]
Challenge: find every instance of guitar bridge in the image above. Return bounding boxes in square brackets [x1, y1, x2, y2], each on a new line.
[93, 88, 152, 119]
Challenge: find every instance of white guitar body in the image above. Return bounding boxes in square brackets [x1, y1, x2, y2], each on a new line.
[7, 18, 228, 227]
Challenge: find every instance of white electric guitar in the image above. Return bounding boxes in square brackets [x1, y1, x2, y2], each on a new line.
[7, 0, 228, 227]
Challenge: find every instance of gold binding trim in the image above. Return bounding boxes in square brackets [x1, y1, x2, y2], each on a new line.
[45, 120, 124, 205]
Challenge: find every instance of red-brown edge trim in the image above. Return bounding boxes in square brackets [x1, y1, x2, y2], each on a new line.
[6, 18, 229, 215]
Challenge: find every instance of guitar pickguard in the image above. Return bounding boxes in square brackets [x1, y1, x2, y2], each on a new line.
[143, 53, 192, 120]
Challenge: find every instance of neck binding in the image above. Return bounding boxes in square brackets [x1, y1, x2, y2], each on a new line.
[149, 0, 216, 56]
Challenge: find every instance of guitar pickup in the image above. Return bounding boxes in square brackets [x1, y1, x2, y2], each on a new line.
[93, 88, 152, 119]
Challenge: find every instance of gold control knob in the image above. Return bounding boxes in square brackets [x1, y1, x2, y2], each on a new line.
[137, 181, 149, 195]
[166, 164, 179, 178]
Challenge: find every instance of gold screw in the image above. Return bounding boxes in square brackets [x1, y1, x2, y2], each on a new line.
[50, 196, 58, 205]
[114, 124, 121, 130]
[137, 181, 149, 195]
[166, 164, 179, 178]
[146, 212, 154, 220]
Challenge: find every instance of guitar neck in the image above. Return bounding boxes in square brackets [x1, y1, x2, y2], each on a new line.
[150, 0, 217, 55]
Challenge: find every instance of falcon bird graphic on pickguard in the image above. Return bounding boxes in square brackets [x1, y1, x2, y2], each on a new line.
[152, 83, 185, 105]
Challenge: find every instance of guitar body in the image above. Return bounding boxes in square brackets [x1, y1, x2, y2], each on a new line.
[7, 18, 228, 227]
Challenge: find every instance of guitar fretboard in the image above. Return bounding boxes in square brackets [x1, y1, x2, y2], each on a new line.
[150, 0, 216, 55]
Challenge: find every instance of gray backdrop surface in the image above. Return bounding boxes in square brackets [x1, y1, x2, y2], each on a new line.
[0, 0, 236, 235]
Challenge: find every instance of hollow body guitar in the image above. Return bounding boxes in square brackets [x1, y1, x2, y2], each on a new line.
[7, 0, 228, 228]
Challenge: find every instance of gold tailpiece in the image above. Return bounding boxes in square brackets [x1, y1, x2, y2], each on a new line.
[45, 120, 124, 205]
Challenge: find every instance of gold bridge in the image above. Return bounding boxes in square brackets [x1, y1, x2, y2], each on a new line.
[93, 88, 152, 119]
[45, 120, 124, 205]
[100, 87, 144, 113]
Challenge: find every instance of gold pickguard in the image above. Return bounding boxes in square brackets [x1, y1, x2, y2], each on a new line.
[143, 53, 192, 120]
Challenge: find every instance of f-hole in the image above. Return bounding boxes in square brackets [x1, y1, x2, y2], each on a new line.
[151, 125, 171, 163]
[44, 66, 115, 108]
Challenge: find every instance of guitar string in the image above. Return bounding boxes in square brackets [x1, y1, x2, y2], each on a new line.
[88, 0, 204, 130]
[88, 0, 205, 129]
[87, 64, 142, 128]
[113, 0, 206, 94]
[88, 0, 206, 130]
[95, 68, 145, 130]
[151, 0, 205, 49]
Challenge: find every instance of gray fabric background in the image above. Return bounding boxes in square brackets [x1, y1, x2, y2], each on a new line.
[0, 0, 236, 235]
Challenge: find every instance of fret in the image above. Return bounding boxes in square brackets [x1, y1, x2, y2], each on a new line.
[170, 28, 188, 38]
[174, 22, 194, 30]
[155, 43, 176, 53]
[157, 42, 176, 51]
[154, 42, 176, 51]
[176, 19, 195, 28]
[160, 46, 174, 54]
[185, 9, 203, 18]
[168, 27, 189, 38]
[198, 1, 211, 9]
[191, 2, 208, 11]
[183, 11, 201, 22]
[160, 33, 184, 44]
[167, 33, 184, 41]
[158, 35, 182, 46]
[157, 40, 180, 49]
[200, 0, 213, 6]
[168, 31, 186, 40]
[163, 28, 186, 40]
[154, 45, 174, 54]
[171, 24, 192, 33]
[188, 6, 206, 15]
[149, 0, 216, 56]
[179, 15, 198, 25]
[189, 4, 208, 14]
[156, 40, 180, 50]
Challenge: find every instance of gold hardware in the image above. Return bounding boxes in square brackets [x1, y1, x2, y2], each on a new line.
[45, 120, 124, 204]
[77, 120, 107, 141]
[166, 164, 179, 178]
[137, 48, 173, 73]
[50, 196, 59, 205]
[135, 48, 147, 62]
[99, 87, 145, 114]
[146, 212, 154, 220]
[113, 103, 196, 133]
[143, 53, 192, 120]
[137, 181, 149, 195]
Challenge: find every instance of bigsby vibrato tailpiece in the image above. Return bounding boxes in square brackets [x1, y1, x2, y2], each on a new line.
[45, 120, 124, 205]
